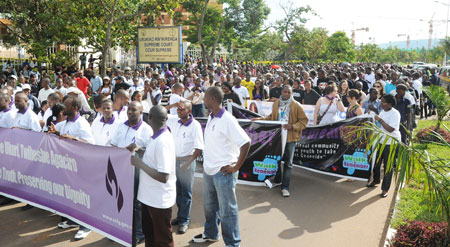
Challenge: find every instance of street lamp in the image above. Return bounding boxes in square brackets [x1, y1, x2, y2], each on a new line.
[435, 0, 450, 65]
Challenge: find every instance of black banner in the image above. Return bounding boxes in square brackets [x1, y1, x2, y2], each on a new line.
[294, 116, 373, 180]
[196, 118, 283, 182]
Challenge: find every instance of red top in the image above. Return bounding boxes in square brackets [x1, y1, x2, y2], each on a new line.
[76, 77, 90, 98]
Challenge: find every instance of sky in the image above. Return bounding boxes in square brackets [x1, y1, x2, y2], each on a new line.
[264, 0, 450, 45]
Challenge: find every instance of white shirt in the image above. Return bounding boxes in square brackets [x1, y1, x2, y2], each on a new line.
[379, 108, 401, 145]
[137, 127, 176, 209]
[41, 108, 53, 132]
[232, 85, 250, 106]
[91, 115, 122, 146]
[365, 73, 376, 88]
[55, 114, 95, 144]
[412, 79, 423, 95]
[38, 88, 55, 103]
[169, 93, 185, 115]
[0, 108, 16, 128]
[146, 89, 162, 109]
[110, 119, 153, 148]
[13, 107, 42, 132]
[167, 115, 204, 157]
[54, 87, 68, 96]
[113, 106, 128, 121]
[129, 85, 144, 96]
[203, 109, 251, 175]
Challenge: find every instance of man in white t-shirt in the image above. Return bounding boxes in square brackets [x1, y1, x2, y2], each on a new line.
[166, 101, 204, 234]
[91, 99, 122, 146]
[131, 105, 176, 247]
[192, 87, 250, 247]
[0, 92, 16, 128]
[144, 79, 162, 111]
[113, 89, 130, 121]
[38, 78, 54, 103]
[110, 101, 152, 244]
[13, 92, 41, 132]
[167, 82, 185, 115]
[232, 77, 250, 106]
[49, 95, 94, 240]
[40, 93, 61, 131]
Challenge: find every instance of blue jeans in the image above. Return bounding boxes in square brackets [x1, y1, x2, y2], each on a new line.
[203, 170, 240, 247]
[175, 159, 196, 226]
[192, 104, 204, 117]
[274, 142, 297, 190]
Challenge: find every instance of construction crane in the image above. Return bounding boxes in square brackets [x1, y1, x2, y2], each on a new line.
[351, 27, 369, 45]
[397, 34, 410, 50]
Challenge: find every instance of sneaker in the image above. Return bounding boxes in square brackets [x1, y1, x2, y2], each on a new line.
[58, 221, 78, 229]
[74, 229, 91, 240]
[281, 189, 290, 197]
[178, 224, 188, 234]
[192, 233, 219, 243]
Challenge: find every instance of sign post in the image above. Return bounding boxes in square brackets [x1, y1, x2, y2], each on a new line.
[137, 26, 183, 64]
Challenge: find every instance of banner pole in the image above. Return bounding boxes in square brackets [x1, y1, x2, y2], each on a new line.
[132, 165, 139, 247]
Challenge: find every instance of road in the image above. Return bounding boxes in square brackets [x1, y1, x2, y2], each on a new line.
[0, 168, 395, 247]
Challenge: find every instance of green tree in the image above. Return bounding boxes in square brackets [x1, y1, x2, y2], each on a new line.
[275, 1, 313, 62]
[237, 0, 270, 41]
[356, 43, 380, 62]
[0, 0, 83, 66]
[423, 86, 450, 129]
[325, 31, 355, 62]
[306, 28, 328, 62]
[76, 0, 182, 76]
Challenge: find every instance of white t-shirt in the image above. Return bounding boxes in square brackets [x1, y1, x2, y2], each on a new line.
[41, 108, 53, 132]
[0, 108, 16, 128]
[137, 127, 176, 209]
[38, 88, 55, 103]
[146, 89, 162, 110]
[110, 119, 153, 148]
[412, 79, 423, 95]
[55, 114, 95, 144]
[232, 85, 250, 106]
[113, 106, 128, 122]
[365, 73, 376, 88]
[166, 115, 204, 157]
[379, 108, 401, 145]
[54, 87, 68, 96]
[203, 109, 251, 175]
[91, 115, 122, 146]
[129, 85, 144, 96]
[169, 93, 185, 115]
[13, 108, 41, 132]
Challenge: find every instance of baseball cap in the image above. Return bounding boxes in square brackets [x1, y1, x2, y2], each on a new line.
[22, 84, 31, 91]
[9, 75, 18, 80]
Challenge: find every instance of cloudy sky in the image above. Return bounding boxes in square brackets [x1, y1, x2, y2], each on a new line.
[264, 0, 450, 45]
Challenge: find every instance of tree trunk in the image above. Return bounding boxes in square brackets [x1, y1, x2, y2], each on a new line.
[101, 22, 113, 77]
[198, 0, 209, 66]
[209, 19, 225, 64]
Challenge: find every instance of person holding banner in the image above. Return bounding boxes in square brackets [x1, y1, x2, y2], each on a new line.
[91, 99, 121, 146]
[111, 101, 153, 244]
[252, 85, 308, 197]
[166, 101, 204, 234]
[368, 94, 401, 198]
[193, 87, 250, 246]
[130, 105, 176, 247]
[346, 89, 364, 119]
[48, 95, 95, 240]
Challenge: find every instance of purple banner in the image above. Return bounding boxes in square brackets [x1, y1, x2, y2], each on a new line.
[0, 128, 133, 246]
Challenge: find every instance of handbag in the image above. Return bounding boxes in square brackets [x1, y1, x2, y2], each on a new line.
[317, 98, 334, 124]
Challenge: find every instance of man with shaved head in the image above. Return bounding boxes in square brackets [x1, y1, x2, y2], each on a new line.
[192, 87, 250, 247]
[12, 92, 41, 132]
[113, 89, 130, 121]
[0, 92, 16, 128]
[111, 101, 153, 244]
[131, 105, 176, 247]
[167, 100, 204, 234]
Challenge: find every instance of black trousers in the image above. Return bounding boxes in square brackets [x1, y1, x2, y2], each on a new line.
[372, 144, 398, 192]
[142, 204, 173, 247]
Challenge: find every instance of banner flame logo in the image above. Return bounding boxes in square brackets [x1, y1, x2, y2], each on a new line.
[105, 157, 124, 213]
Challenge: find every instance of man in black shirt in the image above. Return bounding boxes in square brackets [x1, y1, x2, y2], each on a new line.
[269, 77, 283, 101]
[394, 84, 412, 144]
[302, 80, 320, 105]
[112, 76, 130, 100]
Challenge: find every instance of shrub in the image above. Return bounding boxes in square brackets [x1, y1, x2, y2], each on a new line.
[416, 126, 450, 144]
[390, 221, 448, 247]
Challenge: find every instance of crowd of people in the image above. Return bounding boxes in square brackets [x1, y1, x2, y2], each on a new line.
[0, 57, 443, 246]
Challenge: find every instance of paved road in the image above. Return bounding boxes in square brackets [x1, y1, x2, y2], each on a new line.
[0, 168, 394, 247]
